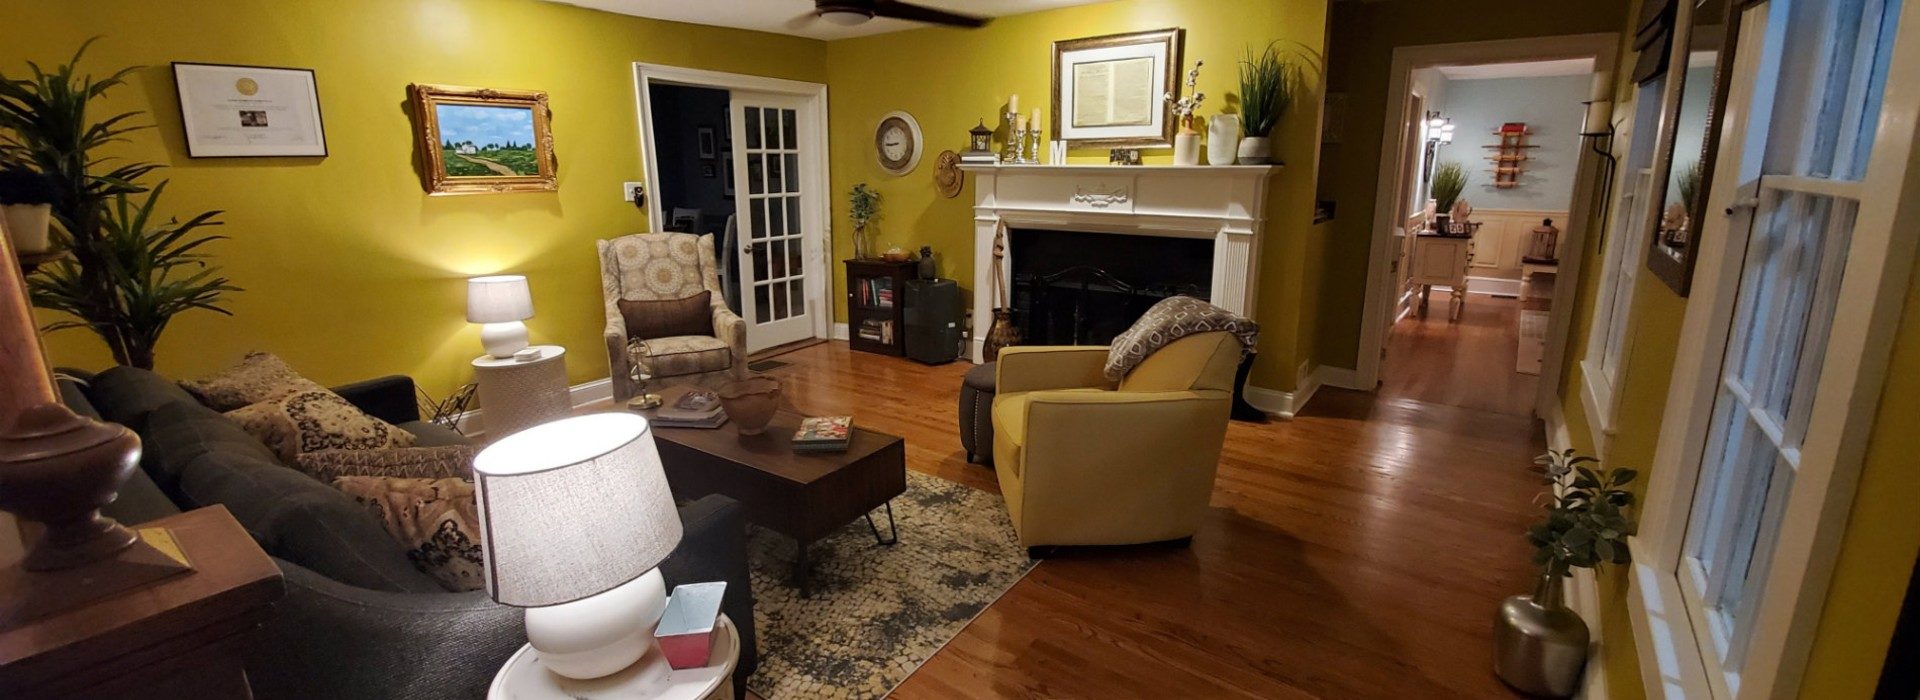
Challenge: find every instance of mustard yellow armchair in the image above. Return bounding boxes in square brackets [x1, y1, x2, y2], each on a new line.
[990, 331, 1243, 553]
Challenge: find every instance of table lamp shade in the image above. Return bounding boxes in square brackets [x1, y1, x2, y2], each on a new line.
[467, 275, 534, 324]
[473, 413, 682, 607]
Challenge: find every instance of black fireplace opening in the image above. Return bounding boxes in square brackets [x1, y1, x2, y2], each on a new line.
[1009, 228, 1213, 346]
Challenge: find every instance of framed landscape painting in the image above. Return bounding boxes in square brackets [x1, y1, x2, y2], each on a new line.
[408, 84, 556, 194]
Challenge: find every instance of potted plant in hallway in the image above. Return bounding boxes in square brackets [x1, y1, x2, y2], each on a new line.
[1430, 161, 1467, 233]
[848, 182, 879, 259]
[1235, 42, 1317, 165]
[0, 41, 238, 369]
[1495, 449, 1637, 698]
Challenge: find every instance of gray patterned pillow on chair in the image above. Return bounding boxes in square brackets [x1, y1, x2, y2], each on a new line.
[1103, 295, 1260, 381]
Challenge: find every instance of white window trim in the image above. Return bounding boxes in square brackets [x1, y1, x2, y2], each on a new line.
[1579, 105, 1655, 457]
[1629, 1, 1920, 697]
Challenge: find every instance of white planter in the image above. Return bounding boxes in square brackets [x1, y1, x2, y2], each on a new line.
[1173, 131, 1201, 166]
[1, 203, 52, 254]
[1236, 136, 1273, 165]
[1207, 115, 1240, 165]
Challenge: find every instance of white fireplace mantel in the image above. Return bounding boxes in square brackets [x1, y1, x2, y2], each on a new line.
[961, 163, 1281, 363]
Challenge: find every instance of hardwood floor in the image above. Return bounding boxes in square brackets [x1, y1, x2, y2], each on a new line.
[1380, 294, 1540, 417]
[743, 341, 1546, 698]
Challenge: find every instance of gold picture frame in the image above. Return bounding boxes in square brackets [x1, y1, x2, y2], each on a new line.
[408, 83, 556, 195]
[1051, 28, 1183, 148]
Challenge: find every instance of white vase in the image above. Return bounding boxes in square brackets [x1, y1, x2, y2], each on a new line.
[1173, 131, 1200, 166]
[1, 203, 52, 254]
[1207, 115, 1240, 165]
[1236, 137, 1273, 165]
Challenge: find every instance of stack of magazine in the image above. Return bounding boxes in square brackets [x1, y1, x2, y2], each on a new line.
[792, 416, 852, 453]
[649, 385, 728, 429]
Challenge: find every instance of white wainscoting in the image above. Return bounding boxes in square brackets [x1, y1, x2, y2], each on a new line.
[1466, 208, 1568, 280]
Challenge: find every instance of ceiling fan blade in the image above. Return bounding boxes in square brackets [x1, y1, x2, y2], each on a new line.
[869, 0, 989, 27]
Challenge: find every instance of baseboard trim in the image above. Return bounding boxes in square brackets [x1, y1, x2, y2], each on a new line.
[452, 376, 615, 438]
[831, 322, 850, 341]
[1428, 276, 1524, 298]
[1244, 363, 1364, 420]
[1542, 399, 1575, 453]
[1568, 565, 1610, 700]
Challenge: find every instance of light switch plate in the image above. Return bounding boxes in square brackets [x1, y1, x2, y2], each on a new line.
[622, 181, 645, 202]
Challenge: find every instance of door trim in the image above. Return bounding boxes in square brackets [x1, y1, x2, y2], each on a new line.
[632, 63, 832, 346]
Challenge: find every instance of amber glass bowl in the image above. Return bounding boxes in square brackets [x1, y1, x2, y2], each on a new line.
[716, 377, 781, 436]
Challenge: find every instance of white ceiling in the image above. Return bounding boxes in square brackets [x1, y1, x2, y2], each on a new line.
[1436, 58, 1596, 81]
[552, 0, 1111, 41]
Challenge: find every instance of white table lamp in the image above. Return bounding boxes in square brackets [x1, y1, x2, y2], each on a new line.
[473, 413, 684, 680]
[468, 275, 534, 358]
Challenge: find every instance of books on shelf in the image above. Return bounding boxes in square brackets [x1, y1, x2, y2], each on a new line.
[856, 319, 894, 344]
[792, 416, 852, 453]
[643, 384, 729, 429]
[854, 277, 894, 309]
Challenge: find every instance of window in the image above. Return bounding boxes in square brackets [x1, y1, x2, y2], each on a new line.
[1580, 76, 1669, 449]
[1634, 0, 1915, 696]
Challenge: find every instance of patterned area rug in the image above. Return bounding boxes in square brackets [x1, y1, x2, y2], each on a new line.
[746, 470, 1035, 699]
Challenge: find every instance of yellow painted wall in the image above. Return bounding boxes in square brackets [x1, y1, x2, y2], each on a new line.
[4, 0, 826, 397]
[822, 0, 1329, 390]
[1550, 0, 1920, 694]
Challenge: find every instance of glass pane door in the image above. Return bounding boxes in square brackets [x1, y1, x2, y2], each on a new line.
[730, 92, 816, 352]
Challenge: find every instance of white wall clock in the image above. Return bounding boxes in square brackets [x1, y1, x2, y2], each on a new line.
[875, 111, 923, 176]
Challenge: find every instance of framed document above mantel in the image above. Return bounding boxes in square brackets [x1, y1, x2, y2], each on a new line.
[172, 62, 327, 158]
[1051, 28, 1183, 148]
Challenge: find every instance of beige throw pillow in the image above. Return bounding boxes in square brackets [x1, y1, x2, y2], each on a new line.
[333, 476, 484, 592]
[226, 389, 415, 463]
[294, 446, 475, 484]
[181, 351, 324, 411]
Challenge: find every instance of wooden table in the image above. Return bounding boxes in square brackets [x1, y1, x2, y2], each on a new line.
[0, 505, 284, 699]
[489, 614, 739, 700]
[651, 411, 905, 596]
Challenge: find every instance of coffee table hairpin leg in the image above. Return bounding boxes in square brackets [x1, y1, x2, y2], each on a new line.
[866, 501, 899, 546]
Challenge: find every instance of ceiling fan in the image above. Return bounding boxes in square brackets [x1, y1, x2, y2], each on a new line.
[791, 0, 990, 29]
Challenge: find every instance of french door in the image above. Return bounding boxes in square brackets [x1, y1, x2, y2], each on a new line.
[729, 91, 819, 353]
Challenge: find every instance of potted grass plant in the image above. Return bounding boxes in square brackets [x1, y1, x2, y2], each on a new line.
[1430, 161, 1468, 232]
[1494, 449, 1638, 698]
[1236, 42, 1319, 165]
[0, 168, 56, 253]
[0, 40, 238, 369]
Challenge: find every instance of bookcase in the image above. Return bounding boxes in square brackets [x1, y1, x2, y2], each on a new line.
[844, 258, 915, 356]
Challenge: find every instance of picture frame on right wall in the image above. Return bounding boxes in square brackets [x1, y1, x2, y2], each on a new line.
[1644, 0, 1737, 296]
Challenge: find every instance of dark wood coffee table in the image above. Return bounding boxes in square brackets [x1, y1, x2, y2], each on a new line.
[650, 410, 905, 596]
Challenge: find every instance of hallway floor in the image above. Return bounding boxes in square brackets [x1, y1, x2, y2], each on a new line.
[735, 341, 1545, 698]
[1380, 294, 1542, 417]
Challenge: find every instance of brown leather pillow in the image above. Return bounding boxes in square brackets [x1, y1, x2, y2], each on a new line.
[619, 290, 713, 340]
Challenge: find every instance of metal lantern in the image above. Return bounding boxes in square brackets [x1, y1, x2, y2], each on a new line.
[966, 120, 994, 157]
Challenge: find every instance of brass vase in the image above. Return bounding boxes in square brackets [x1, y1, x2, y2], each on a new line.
[1494, 573, 1590, 698]
[982, 308, 1020, 362]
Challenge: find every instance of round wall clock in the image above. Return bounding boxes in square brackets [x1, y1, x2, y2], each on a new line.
[875, 111, 923, 176]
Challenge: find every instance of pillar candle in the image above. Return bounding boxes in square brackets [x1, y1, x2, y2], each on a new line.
[1008, 94, 1018, 115]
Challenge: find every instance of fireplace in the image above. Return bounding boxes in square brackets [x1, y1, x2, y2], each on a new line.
[1010, 228, 1213, 346]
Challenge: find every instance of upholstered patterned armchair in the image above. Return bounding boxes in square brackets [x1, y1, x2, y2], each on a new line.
[599, 233, 746, 402]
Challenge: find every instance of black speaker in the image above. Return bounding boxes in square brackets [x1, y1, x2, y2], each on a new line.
[904, 278, 961, 364]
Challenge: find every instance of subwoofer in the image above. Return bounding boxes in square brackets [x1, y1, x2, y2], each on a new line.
[904, 278, 961, 364]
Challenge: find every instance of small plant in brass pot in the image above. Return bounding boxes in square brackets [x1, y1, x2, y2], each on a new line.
[1495, 449, 1637, 698]
[716, 376, 781, 436]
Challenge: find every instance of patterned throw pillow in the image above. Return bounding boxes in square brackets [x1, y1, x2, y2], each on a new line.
[226, 389, 415, 463]
[181, 351, 324, 411]
[332, 476, 484, 592]
[1103, 295, 1261, 381]
[294, 445, 475, 484]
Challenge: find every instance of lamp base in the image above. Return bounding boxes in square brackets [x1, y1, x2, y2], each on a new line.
[524, 568, 667, 680]
[480, 321, 529, 359]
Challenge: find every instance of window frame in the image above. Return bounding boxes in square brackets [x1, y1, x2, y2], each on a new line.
[1628, 0, 1920, 697]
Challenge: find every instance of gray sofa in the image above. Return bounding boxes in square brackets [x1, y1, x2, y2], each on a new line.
[63, 367, 757, 700]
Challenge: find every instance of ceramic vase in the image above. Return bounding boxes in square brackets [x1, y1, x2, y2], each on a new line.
[1207, 115, 1240, 165]
[1494, 573, 1590, 698]
[1, 203, 52, 254]
[1173, 130, 1201, 166]
[1236, 136, 1273, 165]
[716, 376, 781, 436]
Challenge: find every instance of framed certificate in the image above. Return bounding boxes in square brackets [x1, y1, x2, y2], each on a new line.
[172, 62, 327, 158]
[1052, 28, 1183, 148]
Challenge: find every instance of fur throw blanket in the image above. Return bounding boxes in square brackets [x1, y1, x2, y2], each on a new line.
[1104, 296, 1259, 381]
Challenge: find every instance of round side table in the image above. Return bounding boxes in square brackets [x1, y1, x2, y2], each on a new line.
[488, 614, 739, 700]
[472, 345, 570, 439]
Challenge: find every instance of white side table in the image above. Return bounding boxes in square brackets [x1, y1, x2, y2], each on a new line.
[489, 614, 740, 700]
[472, 345, 570, 439]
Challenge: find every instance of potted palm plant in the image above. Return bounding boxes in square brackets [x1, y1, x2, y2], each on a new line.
[1236, 42, 1319, 165]
[1430, 161, 1467, 233]
[1495, 449, 1637, 698]
[0, 168, 56, 253]
[0, 41, 238, 369]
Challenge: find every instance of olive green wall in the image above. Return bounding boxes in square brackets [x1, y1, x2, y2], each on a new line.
[823, 0, 1331, 390]
[1320, 0, 1630, 372]
[4, 0, 826, 397]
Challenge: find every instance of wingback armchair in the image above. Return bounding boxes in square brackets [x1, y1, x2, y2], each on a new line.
[990, 331, 1242, 553]
[600, 233, 746, 402]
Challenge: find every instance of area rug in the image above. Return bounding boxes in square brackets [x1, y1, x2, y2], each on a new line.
[746, 470, 1036, 699]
